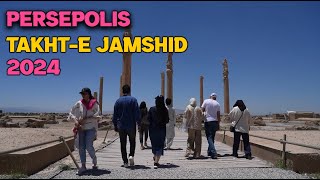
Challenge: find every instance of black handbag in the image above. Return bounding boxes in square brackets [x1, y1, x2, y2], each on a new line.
[230, 112, 243, 133]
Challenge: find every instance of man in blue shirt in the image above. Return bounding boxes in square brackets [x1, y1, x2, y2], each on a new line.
[112, 85, 141, 167]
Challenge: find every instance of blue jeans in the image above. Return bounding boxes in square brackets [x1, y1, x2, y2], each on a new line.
[79, 128, 97, 165]
[205, 121, 219, 156]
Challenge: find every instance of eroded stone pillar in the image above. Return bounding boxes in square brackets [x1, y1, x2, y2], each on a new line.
[166, 53, 173, 103]
[122, 28, 132, 94]
[120, 74, 123, 97]
[200, 76, 204, 106]
[223, 59, 230, 114]
[99, 77, 104, 115]
[161, 72, 165, 97]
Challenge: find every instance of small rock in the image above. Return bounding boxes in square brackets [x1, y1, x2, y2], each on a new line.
[26, 119, 45, 128]
[253, 117, 266, 126]
[295, 126, 318, 130]
[98, 120, 111, 128]
[45, 120, 59, 124]
[305, 121, 319, 126]
[5, 122, 20, 128]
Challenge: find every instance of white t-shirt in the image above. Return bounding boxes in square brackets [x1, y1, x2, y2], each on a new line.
[201, 99, 220, 122]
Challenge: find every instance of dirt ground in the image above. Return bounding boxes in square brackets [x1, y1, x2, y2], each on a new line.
[0, 118, 115, 153]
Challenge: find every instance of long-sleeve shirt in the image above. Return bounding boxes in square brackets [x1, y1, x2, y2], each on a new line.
[166, 106, 176, 138]
[148, 106, 169, 129]
[69, 100, 100, 130]
[185, 105, 203, 130]
[229, 107, 253, 133]
[112, 95, 141, 131]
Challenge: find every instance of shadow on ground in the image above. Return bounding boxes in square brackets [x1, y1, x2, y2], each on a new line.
[128, 165, 152, 170]
[158, 163, 180, 169]
[79, 169, 111, 176]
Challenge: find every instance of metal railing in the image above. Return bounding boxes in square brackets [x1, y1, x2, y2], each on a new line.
[221, 128, 320, 168]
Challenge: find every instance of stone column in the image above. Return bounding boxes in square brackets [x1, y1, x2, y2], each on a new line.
[200, 76, 204, 106]
[94, 92, 98, 99]
[161, 72, 165, 97]
[166, 53, 173, 103]
[120, 74, 123, 97]
[122, 28, 132, 94]
[223, 59, 230, 114]
[99, 77, 104, 115]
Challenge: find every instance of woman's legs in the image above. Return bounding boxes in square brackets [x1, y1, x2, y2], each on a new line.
[78, 130, 87, 168]
[139, 128, 145, 149]
[194, 130, 202, 158]
[186, 129, 195, 157]
[232, 132, 241, 157]
[241, 133, 252, 159]
[144, 128, 149, 147]
[85, 129, 97, 167]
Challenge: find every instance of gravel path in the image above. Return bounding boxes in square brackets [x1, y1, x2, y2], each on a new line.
[28, 167, 310, 179]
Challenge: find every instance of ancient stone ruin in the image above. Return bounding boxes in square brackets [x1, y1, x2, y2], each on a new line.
[25, 118, 45, 128]
[253, 117, 267, 126]
[38, 113, 59, 124]
[0, 116, 20, 128]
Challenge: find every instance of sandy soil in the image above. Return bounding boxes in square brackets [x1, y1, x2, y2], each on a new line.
[0, 118, 114, 153]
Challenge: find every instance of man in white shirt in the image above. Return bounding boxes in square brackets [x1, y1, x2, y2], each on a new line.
[201, 93, 221, 159]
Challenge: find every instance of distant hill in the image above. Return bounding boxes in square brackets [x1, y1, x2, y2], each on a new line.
[0, 107, 185, 115]
[0, 107, 68, 113]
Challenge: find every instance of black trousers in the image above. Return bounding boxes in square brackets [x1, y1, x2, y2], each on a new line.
[119, 129, 136, 164]
[233, 132, 251, 156]
[139, 125, 149, 144]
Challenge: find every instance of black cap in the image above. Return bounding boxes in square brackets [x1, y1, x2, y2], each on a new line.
[79, 87, 92, 95]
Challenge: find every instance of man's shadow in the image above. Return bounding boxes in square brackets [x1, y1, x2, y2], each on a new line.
[79, 169, 111, 176]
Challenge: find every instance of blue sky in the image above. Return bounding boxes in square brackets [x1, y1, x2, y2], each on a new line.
[0, 1, 319, 115]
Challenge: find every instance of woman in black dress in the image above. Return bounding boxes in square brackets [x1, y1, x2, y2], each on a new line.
[148, 95, 169, 169]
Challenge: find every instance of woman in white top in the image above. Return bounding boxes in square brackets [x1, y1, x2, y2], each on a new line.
[229, 100, 252, 159]
[69, 87, 101, 175]
[165, 98, 176, 150]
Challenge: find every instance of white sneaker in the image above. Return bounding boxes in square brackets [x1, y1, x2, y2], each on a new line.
[123, 163, 129, 168]
[77, 166, 87, 175]
[129, 156, 135, 166]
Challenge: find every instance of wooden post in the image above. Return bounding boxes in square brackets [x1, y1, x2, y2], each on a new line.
[99, 77, 104, 115]
[60, 137, 80, 170]
[102, 130, 109, 144]
[282, 134, 287, 168]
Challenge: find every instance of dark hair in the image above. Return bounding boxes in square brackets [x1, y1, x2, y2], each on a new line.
[165, 98, 172, 106]
[122, 85, 131, 95]
[233, 100, 247, 112]
[140, 101, 147, 109]
[155, 95, 169, 126]
[80, 87, 94, 99]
